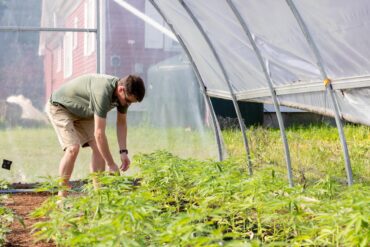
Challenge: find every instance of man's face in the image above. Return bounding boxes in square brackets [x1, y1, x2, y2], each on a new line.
[118, 85, 138, 107]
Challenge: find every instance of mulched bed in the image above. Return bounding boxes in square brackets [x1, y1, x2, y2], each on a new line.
[4, 193, 56, 247]
[2, 181, 86, 246]
[5, 193, 56, 247]
[3, 193, 55, 247]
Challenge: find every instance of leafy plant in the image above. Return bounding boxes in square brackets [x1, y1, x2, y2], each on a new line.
[0, 180, 14, 245]
[31, 152, 370, 246]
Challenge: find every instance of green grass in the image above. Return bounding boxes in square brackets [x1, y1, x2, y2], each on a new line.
[0, 125, 217, 183]
[222, 124, 370, 185]
[0, 123, 368, 185]
[0, 127, 84, 182]
[0, 124, 368, 184]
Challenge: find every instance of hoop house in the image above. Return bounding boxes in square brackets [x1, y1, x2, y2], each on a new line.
[1, 0, 369, 186]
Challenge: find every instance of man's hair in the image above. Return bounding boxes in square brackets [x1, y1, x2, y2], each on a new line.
[119, 75, 145, 102]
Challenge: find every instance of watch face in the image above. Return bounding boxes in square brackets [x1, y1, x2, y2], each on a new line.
[2, 159, 12, 170]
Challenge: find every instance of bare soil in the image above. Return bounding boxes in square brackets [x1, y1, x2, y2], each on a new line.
[4, 193, 55, 247]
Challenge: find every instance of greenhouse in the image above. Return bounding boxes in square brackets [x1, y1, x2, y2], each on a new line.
[0, 0, 369, 246]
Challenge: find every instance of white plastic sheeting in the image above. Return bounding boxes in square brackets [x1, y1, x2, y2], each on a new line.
[153, 0, 370, 126]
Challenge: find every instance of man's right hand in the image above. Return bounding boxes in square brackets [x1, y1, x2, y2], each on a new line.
[108, 163, 120, 174]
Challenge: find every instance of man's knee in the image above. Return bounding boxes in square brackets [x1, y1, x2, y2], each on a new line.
[65, 144, 80, 157]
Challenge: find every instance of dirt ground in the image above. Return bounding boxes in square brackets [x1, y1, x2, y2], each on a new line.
[3, 193, 55, 247]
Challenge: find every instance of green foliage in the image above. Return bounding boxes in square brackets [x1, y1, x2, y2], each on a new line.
[35, 176, 66, 194]
[0, 205, 14, 245]
[0, 180, 14, 245]
[32, 152, 370, 246]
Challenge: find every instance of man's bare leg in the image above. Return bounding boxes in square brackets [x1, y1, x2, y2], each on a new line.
[88, 140, 105, 189]
[58, 144, 80, 197]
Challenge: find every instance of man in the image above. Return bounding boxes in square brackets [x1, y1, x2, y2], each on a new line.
[46, 74, 145, 197]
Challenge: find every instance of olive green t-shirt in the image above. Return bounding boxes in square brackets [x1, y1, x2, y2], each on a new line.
[51, 74, 128, 118]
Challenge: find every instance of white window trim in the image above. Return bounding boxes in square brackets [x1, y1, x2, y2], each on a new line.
[53, 12, 57, 28]
[73, 17, 78, 50]
[64, 33, 73, 78]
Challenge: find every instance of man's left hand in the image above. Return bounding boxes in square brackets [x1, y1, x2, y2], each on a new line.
[120, 153, 130, 172]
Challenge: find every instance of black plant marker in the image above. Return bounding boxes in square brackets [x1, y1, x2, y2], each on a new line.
[2, 159, 12, 170]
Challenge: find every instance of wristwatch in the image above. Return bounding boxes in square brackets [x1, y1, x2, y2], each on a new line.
[119, 149, 128, 154]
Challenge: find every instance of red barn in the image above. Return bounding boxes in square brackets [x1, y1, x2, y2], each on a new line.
[39, 0, 180, 101]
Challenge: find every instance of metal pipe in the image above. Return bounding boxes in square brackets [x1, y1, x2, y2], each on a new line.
[96, 0, 101, 73]
[0, 189, 38, 194]
[149, 0, 224, 161]
[227, 0, 293, 186]
[286, 0, 353, 185]
[0, 26, 97, 32]
[208, 77, 370, 101]
[180, 0, 253, 174]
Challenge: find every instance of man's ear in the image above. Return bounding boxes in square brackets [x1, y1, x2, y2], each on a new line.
[118, 85, 124, 93]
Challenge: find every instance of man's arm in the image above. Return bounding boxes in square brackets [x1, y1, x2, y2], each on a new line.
[117, 111, 130, 171]
[94, 114, 119, 172]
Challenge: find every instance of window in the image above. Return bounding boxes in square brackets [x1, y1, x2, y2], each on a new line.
[64, 32, 73, 78]
[144, 1, 163, 49]
[164, 36, 181, 52]
[144, 1, 179, 51]
[84, 0, 95, 56]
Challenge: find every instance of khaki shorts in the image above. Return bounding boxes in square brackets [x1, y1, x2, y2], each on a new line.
[46, 101, 94, 150]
